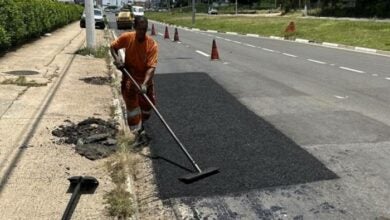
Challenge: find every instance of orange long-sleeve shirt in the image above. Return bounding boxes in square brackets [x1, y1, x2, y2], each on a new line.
[111, 32, 158, 83]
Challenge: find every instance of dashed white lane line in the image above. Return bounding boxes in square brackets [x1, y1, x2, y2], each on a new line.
[225, 38, 232, 42]
[334, 95, 348, 99]
[196, 50, 210, 57]
[307, 59, 326, 64]
[215, 36, 223, 39]
[386, 77, 390, 80]
[339, 66, 365, 73]
[232, 40, 242, 44]
[244, 43, 256, 48]
[282, 53, 297, 58]
[262, 48, 275, 52]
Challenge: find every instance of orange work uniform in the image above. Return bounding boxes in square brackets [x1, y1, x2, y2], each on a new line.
[111, 32, 158, 131]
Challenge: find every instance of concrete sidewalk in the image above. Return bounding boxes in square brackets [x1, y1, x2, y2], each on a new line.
[0, 22, 115, 219]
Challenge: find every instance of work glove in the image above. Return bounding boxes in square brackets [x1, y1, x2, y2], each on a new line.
[140, 84, 147, 94]
[114, 59, 125, 70]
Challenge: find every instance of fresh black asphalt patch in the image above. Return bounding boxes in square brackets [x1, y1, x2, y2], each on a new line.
[146, 72, 337, 199]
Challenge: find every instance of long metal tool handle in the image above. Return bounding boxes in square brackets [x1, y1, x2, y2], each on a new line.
[122, 68, 202, 173]
[62, 181, 81, 220]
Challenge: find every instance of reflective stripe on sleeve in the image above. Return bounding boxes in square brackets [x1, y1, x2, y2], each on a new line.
[127, 107, 141, 118]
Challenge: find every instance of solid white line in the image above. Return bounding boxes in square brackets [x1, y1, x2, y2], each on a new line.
[339, 66, 365, 73]
[262, 48, 274, 52]
[196, 50, 210, 57]
[307, 59, 326, 64]
[282, 53, 297, 57]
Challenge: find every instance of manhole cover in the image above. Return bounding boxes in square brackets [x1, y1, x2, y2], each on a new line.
[5, 70, 39, 76]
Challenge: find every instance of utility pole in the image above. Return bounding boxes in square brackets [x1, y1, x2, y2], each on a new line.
[235, 0, 237, 15]
[192, 0, 195, 25]
[85, 0, 96, 49]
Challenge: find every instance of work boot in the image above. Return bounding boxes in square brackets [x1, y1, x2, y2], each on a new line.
[131, 130, 151, 148]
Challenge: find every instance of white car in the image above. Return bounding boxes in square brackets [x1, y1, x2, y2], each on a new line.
[132, 6, 144, 17]
[80, 8, 105, 29]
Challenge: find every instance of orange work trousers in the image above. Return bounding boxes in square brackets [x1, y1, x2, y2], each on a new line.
[121, 78, 156, 131]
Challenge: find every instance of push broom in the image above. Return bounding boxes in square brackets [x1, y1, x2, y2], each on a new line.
[122, 68, 219, 183]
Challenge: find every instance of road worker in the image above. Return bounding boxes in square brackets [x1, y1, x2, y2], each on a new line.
[110, 16, 158, 146]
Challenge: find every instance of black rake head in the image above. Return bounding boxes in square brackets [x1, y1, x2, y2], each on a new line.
[178, 167, 219, 184]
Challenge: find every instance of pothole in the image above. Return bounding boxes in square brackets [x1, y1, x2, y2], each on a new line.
[4, 70, 40, 76]
[80, 76, 111, 85]
[52, 117, 118, 160]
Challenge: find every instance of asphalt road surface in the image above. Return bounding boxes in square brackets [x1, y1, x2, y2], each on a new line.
[107, 13, 390, 219]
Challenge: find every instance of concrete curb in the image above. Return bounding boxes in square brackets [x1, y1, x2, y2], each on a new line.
[107, 31, 140, 220]
[150, 20, 390, 57]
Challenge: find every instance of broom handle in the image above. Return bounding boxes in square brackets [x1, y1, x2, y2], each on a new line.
[122, 68, 202, 173]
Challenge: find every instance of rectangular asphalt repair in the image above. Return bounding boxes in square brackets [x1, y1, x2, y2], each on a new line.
[145, 72, 337, 199]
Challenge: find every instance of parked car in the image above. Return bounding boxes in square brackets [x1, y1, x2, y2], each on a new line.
[104, 5, 118, 13]
[208, 7, 218, 15]
[116, 9, 134, 29]
[132, 6, 144, 17]
[80, 8, 105, 29]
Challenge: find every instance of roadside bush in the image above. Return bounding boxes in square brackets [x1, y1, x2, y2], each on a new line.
[0, 0, 83, 53]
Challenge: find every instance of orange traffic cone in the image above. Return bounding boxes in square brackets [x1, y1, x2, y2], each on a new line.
[164, 26, 170, 39]
[210, 39, 219, 60]
[173, 28, 179, 42]
[151, 24, 156, 36]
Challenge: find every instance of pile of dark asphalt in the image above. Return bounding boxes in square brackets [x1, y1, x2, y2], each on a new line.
[79, 76, 111, 85]
[52, 118, 118, 160]
[145, 73, 337, 199]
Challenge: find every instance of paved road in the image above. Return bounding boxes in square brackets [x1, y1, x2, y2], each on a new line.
[107, 13, 390, 219]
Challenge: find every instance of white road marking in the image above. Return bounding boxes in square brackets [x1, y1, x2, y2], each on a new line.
[339, 66, 365, 73]
[262, 48, 274, 52]
[232, 40, 242, 44]
[307, 59, 326, 64]
[215, 36, 223, 39]
[334, 95, 348, 99]
[282, 53, 297, 57]
[244, 44, 256, 48]
[386, 77, 390, 80]
[196, 50, 210, 57]
[225, 38, 232, 42]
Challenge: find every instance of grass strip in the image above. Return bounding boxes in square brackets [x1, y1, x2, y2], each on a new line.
[146, 12, 390, 51]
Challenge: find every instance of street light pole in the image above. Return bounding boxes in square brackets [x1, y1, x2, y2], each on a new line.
[192, 0, 195, 25]
[85, 0, 96, 49]
[235, 0, 237, 15]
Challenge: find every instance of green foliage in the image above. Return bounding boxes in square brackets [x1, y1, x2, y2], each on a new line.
[0, 0, 83, 52]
